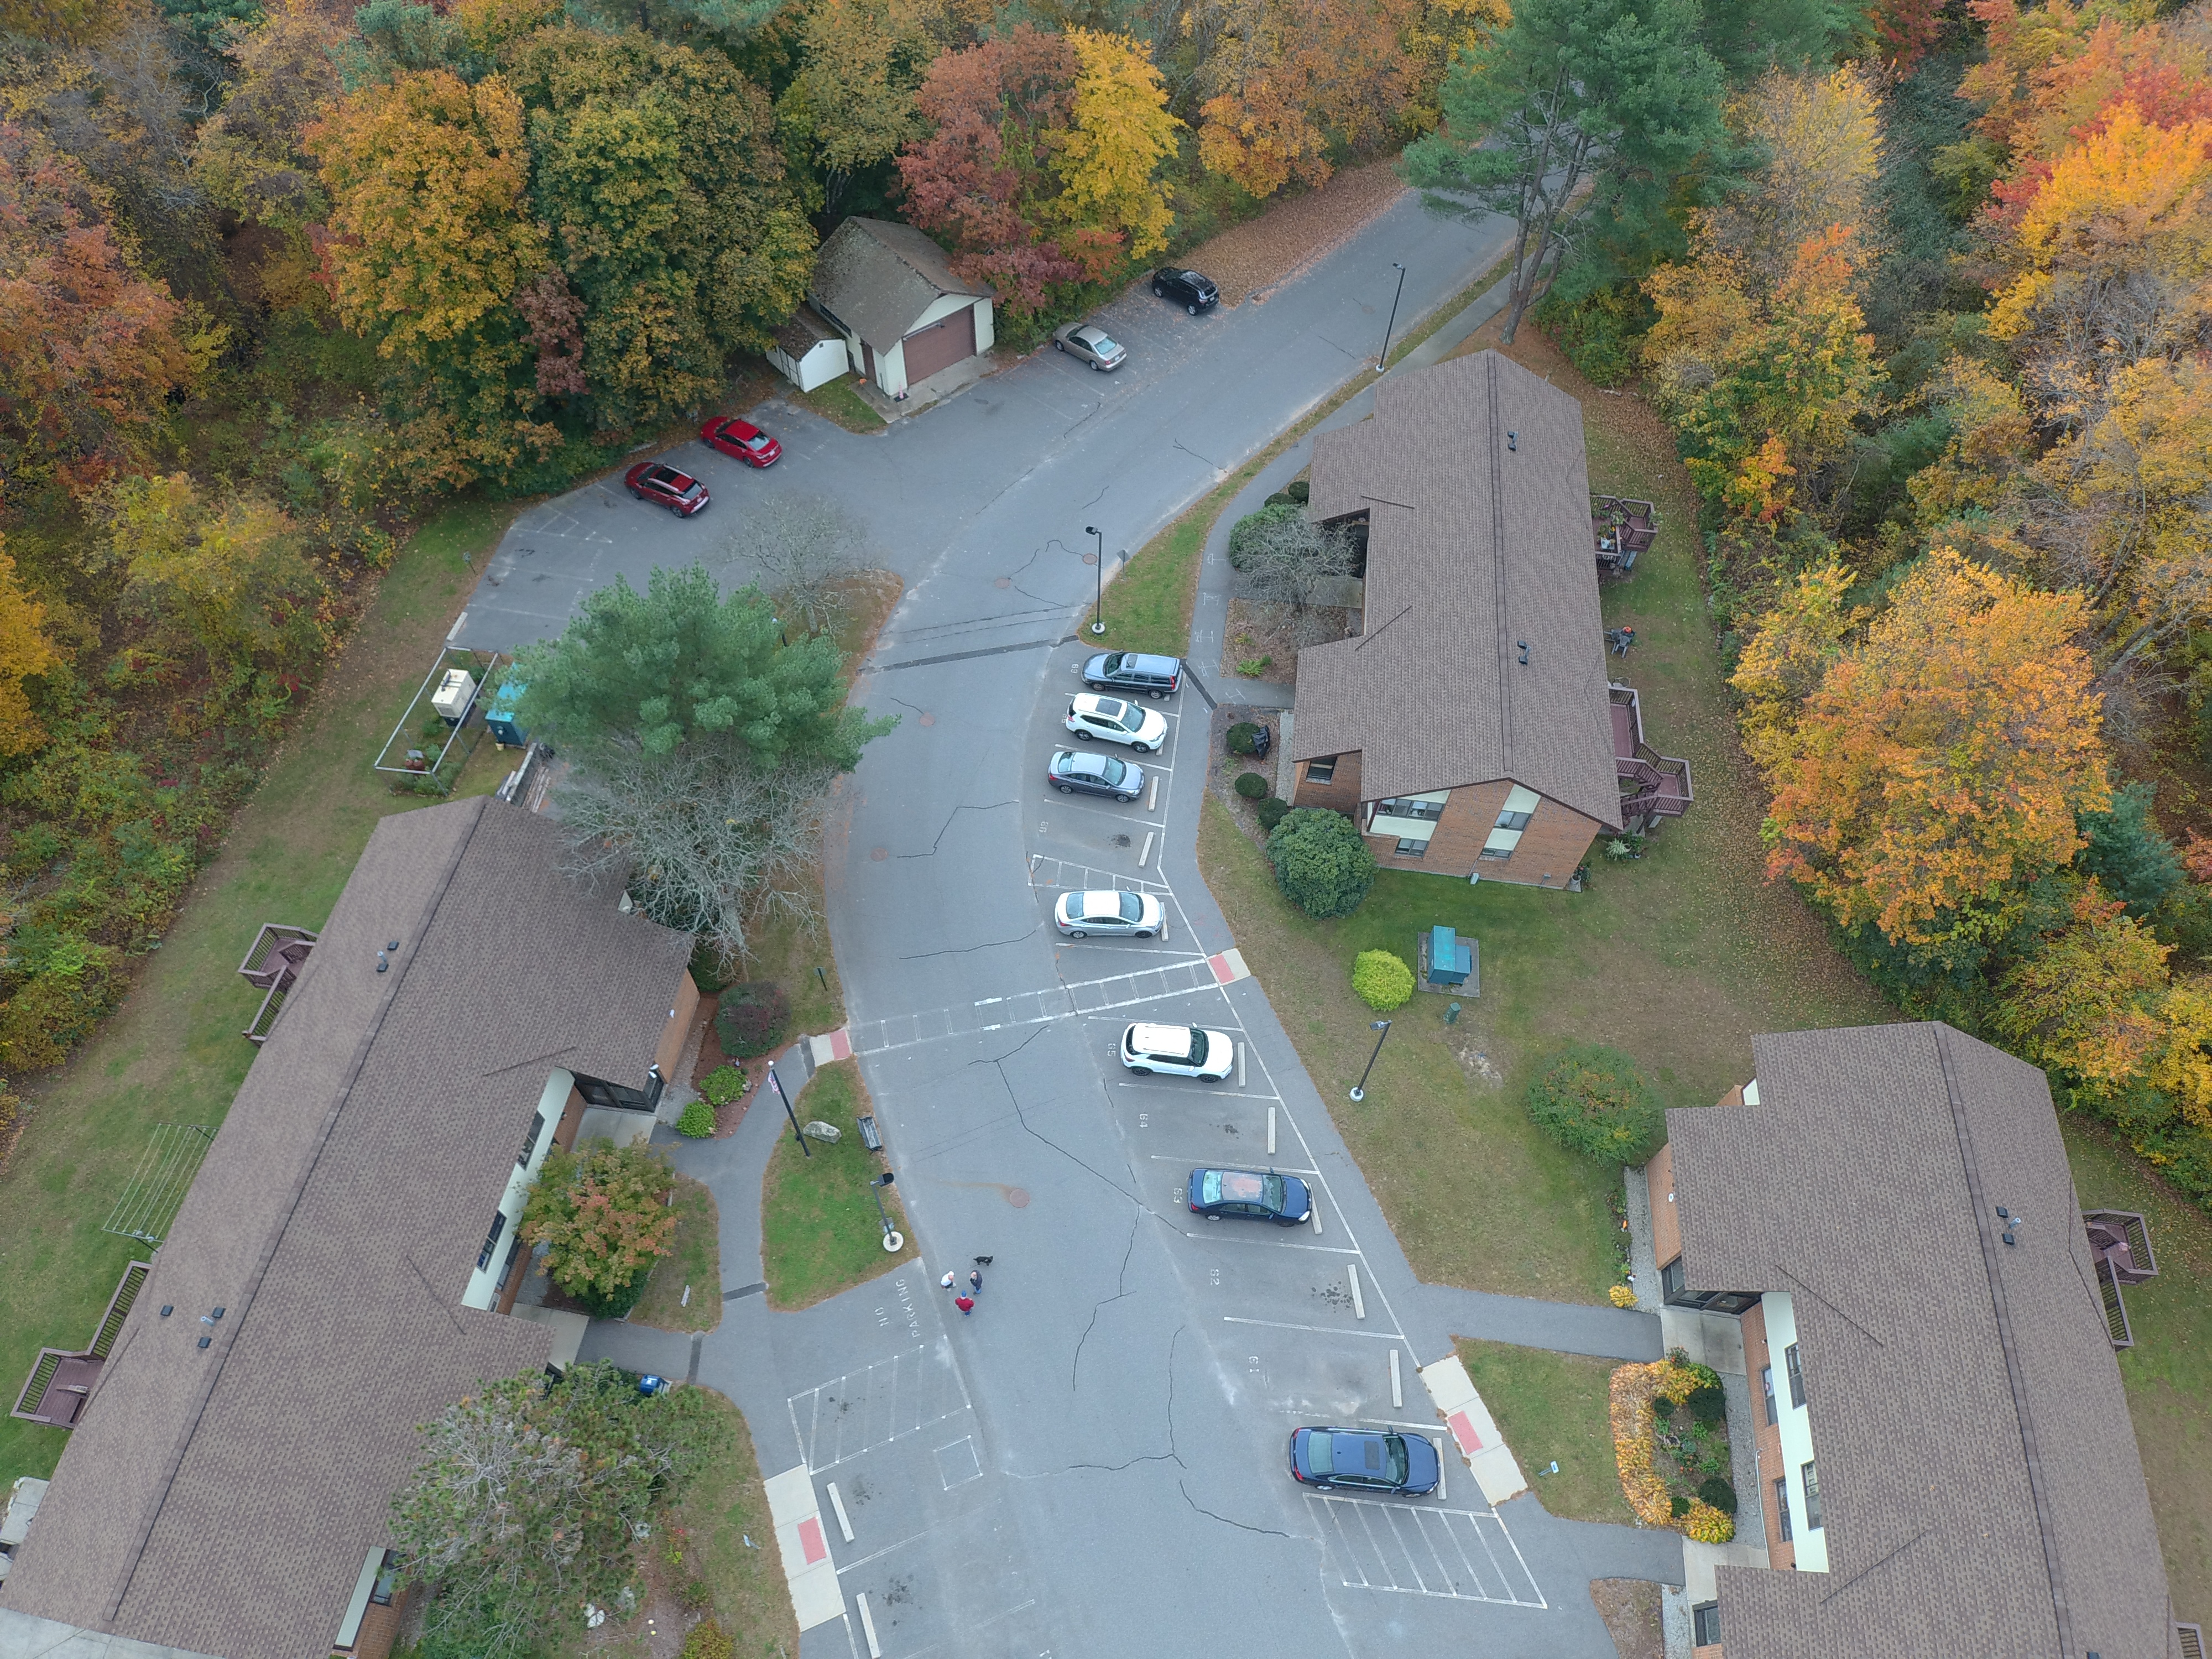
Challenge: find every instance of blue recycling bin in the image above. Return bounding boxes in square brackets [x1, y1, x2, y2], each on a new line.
[487, 681, 528, 748]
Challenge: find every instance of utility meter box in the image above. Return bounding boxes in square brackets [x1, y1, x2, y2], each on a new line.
[486, 681, 528, 748]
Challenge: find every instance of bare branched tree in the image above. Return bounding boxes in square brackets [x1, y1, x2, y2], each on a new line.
[557, 750, 838, 961]
[1233, 509, 1361, 646]
[720, 495, 867, 637]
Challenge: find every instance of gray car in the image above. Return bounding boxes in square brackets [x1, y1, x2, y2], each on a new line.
[1052, 322, 1127, 371]
[1047, 749, 1146, 801]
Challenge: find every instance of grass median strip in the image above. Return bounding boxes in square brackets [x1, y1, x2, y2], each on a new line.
[760, 1059, 911, 1310]
[1456, 1338, 1633, 1526]
[630, 1174, 722, 1334]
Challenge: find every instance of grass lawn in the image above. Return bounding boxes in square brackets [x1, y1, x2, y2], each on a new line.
[1456, 1338, 1631, 1526]
[631, 1175, 722, 1334]
[2063, 1117, 2212, 1620]
[670, 1391, 800, 1658]
[794, 375, 886, 434]
[0, 498, 513, 1488]
[760, 1059, 912, 1310]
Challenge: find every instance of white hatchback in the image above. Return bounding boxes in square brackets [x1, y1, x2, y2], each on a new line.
[1120, 1021, 1235, 1080]
[1066, 693, 1168, 753]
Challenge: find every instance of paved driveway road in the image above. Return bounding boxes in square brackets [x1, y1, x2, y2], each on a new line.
[474, 191, 1683, 1659]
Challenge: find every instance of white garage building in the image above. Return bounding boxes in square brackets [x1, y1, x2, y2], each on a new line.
[801, 217, 994, 401]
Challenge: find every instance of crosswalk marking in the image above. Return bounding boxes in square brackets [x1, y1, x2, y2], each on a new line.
[848, 957, 1222, 1055]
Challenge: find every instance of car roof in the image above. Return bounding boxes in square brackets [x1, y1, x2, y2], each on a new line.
[1073, 325, 1108, 342]
[1130, 1021, 1193, 1050]
[1072, 693, 1126, 714]
[1055, 750, 1112, 775]
[1082, 890, 1139, 915]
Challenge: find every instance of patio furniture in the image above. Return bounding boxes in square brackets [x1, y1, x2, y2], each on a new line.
[1419, 925, 1478, 995]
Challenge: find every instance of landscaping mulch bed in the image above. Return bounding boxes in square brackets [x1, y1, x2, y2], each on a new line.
[1220, 598, 1357, 685]
[1589, 1578, 1663, 1659]
[1183, 155, 1409, 308]
[1206, 702, 1291, 849]
[687, 1000, 764, 1138]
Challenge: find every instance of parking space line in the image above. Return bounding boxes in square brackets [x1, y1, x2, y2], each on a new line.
[1121, 1084, 1281, 1101]
[1225, 1315, 1405, 1340]
[1148, 1154, 1316, 1173]
[1166, 1228, 1361, 1255]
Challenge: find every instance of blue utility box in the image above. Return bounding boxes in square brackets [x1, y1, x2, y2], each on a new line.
[1426, 924, 1473, 988]
[486, 681, 528, 748]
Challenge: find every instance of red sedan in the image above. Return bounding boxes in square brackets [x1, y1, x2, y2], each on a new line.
[700, 415, 782, 468]
[624, 461, 710, 516]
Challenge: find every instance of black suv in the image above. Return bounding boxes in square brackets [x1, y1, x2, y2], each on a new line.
[1082, 651, 1182, 698]
[1151, 268, 1219, 314]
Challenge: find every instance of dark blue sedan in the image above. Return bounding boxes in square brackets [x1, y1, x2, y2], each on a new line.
[1187, 1167, 1311, 1225]
[1288, 1427, 1442, 1496]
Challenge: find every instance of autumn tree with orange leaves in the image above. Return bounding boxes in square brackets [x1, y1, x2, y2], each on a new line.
[1759, 548, 2110, 961]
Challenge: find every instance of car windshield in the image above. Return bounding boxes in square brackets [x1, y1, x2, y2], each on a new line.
[1117, 891, 1143, 921]
[1261, 1173, 1285, 1209]
[1098, 758, 1127, 784]
[1385, 1437, 1410, 1484]
[1307, 1431, 1335, 1472]
[1103, 653, 1127, 672]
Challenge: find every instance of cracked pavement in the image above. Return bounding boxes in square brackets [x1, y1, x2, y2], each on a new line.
[468, 188, 1686, 1658]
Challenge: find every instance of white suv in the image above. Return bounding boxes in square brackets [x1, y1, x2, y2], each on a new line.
[1066, 693, 1168, 753]
[1120, 1022, 1234, 1080]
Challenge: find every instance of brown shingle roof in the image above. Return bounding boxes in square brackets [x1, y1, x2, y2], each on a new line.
[1291, 351, 1620, 827]
[809, 218, 987, 352]
[0, 797, 692, 1659]
[1669, 1023, 2178, 1659]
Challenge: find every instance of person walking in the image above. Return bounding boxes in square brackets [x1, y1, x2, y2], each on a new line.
[954, 1293, 975, 1316]
[940, 1271, 956, 1292]
[968, 1268, 983, 1297]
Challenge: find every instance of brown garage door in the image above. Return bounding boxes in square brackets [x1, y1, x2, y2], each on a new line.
[900, 305, 975, 385]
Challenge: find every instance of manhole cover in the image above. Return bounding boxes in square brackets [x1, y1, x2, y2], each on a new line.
[994, 577, 1012, 588]
[918, 712, 936, 727]
[1081, 552, 1099, 565]
[870, 847, 889, 861]
[1111, 833, 1132, 847]
[1005, 1187, 1030, 1208]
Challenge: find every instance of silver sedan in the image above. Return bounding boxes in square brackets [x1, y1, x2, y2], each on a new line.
[1052, 322, 1127, 371]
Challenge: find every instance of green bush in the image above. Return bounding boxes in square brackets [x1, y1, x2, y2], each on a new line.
[1228, 500, 1302, 570]
[1525, 1044, 1665, 1164]
[1255, 795, 1290, 833]
[688, 940, 731, 993]
[1226, 721, 1262, 755]
[676, 1099, 716, 1138]
[681, 1619, 734, 1659]
[1265, 807, 1376, 919]
[1351, 949, 1413, 1011]
[1685, 1384, 1728, 1425]
[1234, 770, 1269, 799]
[715, 982, 790, 1057]
[699, 1062, 747, 1107]
[1235, 655, 1274, 677]
[1697, 1475, 1738, 1515]
[1264, 479, 1311, 507]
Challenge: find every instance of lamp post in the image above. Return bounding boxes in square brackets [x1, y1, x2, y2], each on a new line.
[766, 1061, 809, 1157]
[1349, 1019, 1392, 1102]
[1084, 525, 1106, 635]
[1378, 263, 1408, 372]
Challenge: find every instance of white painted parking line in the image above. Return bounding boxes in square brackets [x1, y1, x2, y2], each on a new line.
[1168, 1228, 1361, 1255]
[1225, 1315, 1405, 1340]
[789, 1340, 974, 1473]
[1149, 1154, 1318, 1174]
[1307, 1495, 1545, 1608]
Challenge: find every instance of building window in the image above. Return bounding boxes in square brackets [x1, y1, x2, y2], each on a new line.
[477, 1211, 506, 1271]
[1761, 1364, 1777, 1425]
[1773, 1477, 1793, 1543]
[1306, 757, 1337, 785]
[1801, 1460, 1823, 1530]
[1375, 795, 1445, 822]
[1483, 785, 1540, 857]
[1660, 1256, 1687, 1303]
[1395, 837, 1428, 857]
[1785, 1342, 1805, 1408]
[369, 1551, 400, 1606]
[517, 1110, 546, 1168]
[1691, 1603, 1720, 1646]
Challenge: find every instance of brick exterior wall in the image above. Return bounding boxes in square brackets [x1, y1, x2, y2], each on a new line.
[654, 969, 701, 1082]
[1291, 750, 1364, 815]
[1741, 1300, 1794, 1571]
[1647, 1141, 1681, 1271]
[351, 1587, 406, 1659]
[1366, 779, 1603, 887]
[552, 1082, 586, 1151]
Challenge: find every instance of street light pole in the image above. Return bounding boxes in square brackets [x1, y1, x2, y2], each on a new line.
[766, 1061, 810, 1157]
[1377, 263, 1408, 372]
[1084, 524, 1106, 635]
[1349, 1019, 1392, 1102]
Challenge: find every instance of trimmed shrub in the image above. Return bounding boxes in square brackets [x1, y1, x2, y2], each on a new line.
[715, 982, 790, 1058]
[1682, 1500, 1736, 1543]
[687, 940, 730, 993]
[1352, 949, 1413, 1011]
[1227, 500, 1302, 569]
[1685, 1384, 1728, 1426]
[1608, 1283, 1639, 1308]
[699, 1062, 747, 1107]
[1226, 721, 1262, 755]
[1265, 807, 1376, 919]
[676, 1099, 716, 1138]
[1525, 1044, 1664, 1163]
[1255, 796, 1290, 833]
[1234, 770, 1269, 799]
[682, 1619, 734, 1659]
[1697, 1475, 1738, 1515]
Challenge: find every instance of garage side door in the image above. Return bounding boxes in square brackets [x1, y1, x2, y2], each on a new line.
[900, 305, 976, 384]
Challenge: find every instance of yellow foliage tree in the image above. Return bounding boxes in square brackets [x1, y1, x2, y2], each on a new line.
[1196, 0, 1422, 196]
[1729, 558, 1860, 766]
[1995, 885, 2173, 1087]
[1701, 64, 1884, 288]
[2151, 979, 2212, 1133]
[1055, 29, 1182, 259]
[1761, 547, 2109, 952]
[0, 539, 58, 756]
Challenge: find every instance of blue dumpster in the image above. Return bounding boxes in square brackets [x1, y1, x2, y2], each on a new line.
[487, 681, 528, 748]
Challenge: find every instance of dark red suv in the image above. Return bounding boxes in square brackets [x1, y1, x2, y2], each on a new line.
[624, 462, 710, 516]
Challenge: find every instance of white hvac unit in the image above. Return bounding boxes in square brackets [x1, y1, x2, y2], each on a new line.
[431, 668, 478, 726]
